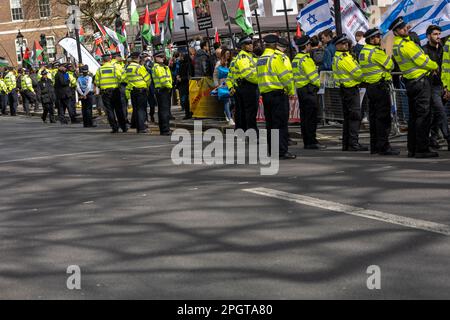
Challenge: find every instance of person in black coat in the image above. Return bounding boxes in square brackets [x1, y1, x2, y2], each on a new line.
[177, 53, 192, 119]
[38, 70, 56, 123]
[54, 64, 72, 124]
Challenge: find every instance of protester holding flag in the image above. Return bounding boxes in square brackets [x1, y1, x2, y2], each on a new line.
[422, 25, 450, 151]
[359, 28, 399, 156]
[391, 16, 439, 158]
[332, 34, 367, 152]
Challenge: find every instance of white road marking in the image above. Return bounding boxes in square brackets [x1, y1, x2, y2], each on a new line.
[243, 187, 450, 236]
[0, 144, 171, 164]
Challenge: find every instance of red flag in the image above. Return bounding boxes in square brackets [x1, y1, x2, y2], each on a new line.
[154, 13, 160, 35]
[23, 47, 32, 65]
[214, 27, 220, 44]
[33, 40, 44, 62]
[93, 19, 107, 38]
[296, 23, 302, 37]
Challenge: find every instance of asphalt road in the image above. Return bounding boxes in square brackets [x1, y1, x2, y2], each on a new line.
[1, 115, 450, 299]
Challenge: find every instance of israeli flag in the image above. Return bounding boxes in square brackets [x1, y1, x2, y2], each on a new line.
[297, 0, 335, 37]
[411, 0, 450, 45]
[380, 0, 439, 34]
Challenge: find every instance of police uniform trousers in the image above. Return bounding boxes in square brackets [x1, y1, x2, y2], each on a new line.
[7, 89, 18, 115]
[42, 102, 55, 122]
[340, 86, 362, 150]
[80, 93, 94, 127]
[156, 88, 171, 135]
[235, 80, 259, 131]
[430, 84, 449, 145]
[120, 84, 128, 121]
[262, 90, 289, 156]
[130, 88, 148, 132]
[297, 84, 319, 147]
[178, 83, 191, 118]
[57, 97, 71, 124]
[68, 89, 77, 122]
[0, 92, 6, 114]
[367, 81, 392, 153]
[21, 90, 36, 114]
[404, 76, 432, 153]
[101, 88, 127, 132]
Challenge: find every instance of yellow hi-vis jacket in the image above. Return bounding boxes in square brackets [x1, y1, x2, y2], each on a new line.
[292, 52, 320, 88]
[257, 48, 295, 96]
[332, 51, 363, 88]
[4, 71, 17, 92]
[94, 61, 122, 90]
[234, 50, 258, 85]
[225, 56, 238, 89]
[124, 62, 151, 89]
[359, 44, 394, 84]
[152, 63, 173, 89]
[392, 36, 438, 80]
[21, 75, 34, 92]
[442, 38, 450, 89]
[0, 78, 7, 94]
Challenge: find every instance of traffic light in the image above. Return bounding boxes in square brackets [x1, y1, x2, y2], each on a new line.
[39, 34, 47, 48]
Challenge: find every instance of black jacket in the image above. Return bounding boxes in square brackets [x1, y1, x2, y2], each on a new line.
[194, 49, 212, 77]
[54, 70, 72, 100]
[422, 42, 443, 85]
[39, 78, 55, 104]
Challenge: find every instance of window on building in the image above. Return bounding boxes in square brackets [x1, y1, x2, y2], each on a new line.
[39, 0, 51, 18]
[10, 0, 24, 21]
[15, 38, 28, 63]
[46, 36, 56, 61]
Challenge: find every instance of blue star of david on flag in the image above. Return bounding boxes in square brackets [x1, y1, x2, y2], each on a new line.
[402, 0, 414, 13]
[307, 13, 318, 25]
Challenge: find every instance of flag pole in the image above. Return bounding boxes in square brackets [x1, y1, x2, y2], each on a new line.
[253, 10, 262, 41]
[334, 0, 342, 36]
[277, 0, 294, 59]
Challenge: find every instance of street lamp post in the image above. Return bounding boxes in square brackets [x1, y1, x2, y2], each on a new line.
[16, 30, 24, 66]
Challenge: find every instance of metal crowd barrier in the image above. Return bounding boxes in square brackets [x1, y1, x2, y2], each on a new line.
[317, 71, 450, 136]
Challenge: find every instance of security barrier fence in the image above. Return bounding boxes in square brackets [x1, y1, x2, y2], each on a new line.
[318, 71, 450, 135]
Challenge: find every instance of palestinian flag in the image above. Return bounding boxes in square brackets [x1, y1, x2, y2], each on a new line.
[0, 57, 9, 67]
[94, 46, 103, 60]
[116, 21, 127, 44]
[23, 47, 32, 66]
[93, 18, 107, 39]
[33, 40, 44, 63]
[141, 5, 152, 43]
[162, 1, 173, 44]
[235, 0, 254, 35]
[130, 0, 139, 26]
[154, 13, 160, 36]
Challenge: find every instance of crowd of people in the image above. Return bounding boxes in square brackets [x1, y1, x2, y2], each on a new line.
[1, 15, 449, 159]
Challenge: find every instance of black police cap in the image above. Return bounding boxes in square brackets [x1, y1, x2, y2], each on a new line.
[295, 35, 311, 47]
[263, 34, 279, 44]
[41, 70, 48, 75]
[154, 50, 165, 57]
[80, 65, 89, 72]
[238, 36, 253, 46]
[102, 53, 112, 60]
[129, 51, 141, 59]
[364, 28, 381, 40]
[389, 16, 407, 31]
[278, 37, 289, 48]
[334, 33, 348, 45]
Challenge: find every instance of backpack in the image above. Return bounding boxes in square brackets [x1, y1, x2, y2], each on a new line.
[311, 48, 325, 66]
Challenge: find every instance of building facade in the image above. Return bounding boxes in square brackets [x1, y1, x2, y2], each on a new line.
[0, 0, 68, 66]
